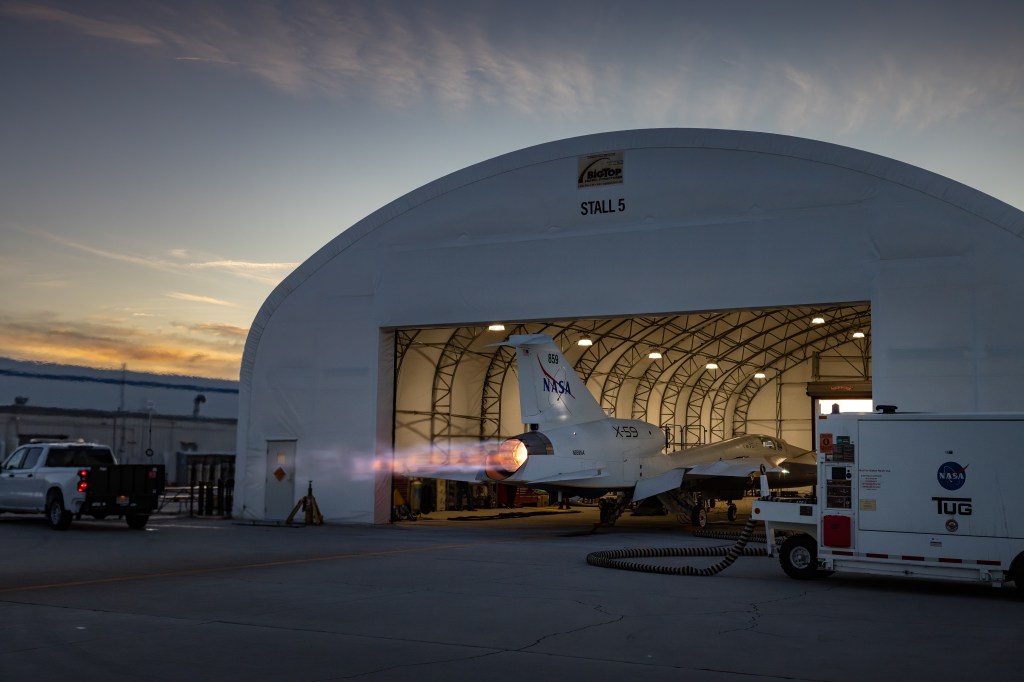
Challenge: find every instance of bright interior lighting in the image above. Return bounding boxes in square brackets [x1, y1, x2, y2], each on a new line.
[852, 331, 866, 338]
[487, 324, 505, 331]
[577, 338, 593, 346]
[705, 362, 719, 370]
[812, 316, 825, 324]
[648, 351, 662, 359]
[754, 371, 766, 379]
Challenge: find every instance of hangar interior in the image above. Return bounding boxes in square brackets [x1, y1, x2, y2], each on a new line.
[393, 302, 871, 513]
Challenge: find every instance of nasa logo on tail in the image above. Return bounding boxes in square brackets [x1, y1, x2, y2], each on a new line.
[538, 357, 574, 398]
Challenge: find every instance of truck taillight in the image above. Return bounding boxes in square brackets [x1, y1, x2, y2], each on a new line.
[77, 469, 89, 493]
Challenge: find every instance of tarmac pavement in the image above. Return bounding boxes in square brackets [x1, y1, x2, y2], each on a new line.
[1, 504, 1022, 681]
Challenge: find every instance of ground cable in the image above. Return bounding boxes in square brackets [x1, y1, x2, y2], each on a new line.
[585, 518, 767, 576]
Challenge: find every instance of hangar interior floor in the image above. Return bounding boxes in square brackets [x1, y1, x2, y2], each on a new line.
[397, 497, 756, 533]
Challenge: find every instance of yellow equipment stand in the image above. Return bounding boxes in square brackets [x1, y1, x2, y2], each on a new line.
[286, 480, 325, 526]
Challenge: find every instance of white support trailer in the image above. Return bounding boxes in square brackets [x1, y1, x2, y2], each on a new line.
[752, 411, 1024, 590]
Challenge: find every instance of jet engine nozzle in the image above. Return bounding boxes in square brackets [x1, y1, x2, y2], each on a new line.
[486, 431, 553, 480]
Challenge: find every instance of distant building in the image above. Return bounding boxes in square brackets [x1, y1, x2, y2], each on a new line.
[0, 358, 238, 484]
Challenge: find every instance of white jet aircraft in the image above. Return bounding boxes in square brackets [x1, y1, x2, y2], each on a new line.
[407, 334, 814, 526]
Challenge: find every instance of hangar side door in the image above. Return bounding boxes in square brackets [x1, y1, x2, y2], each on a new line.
[265, 440, 296, 520]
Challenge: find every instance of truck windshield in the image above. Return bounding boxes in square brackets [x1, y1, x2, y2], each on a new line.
[45, 447, 116, 467]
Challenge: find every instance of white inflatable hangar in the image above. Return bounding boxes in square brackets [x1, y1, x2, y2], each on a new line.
[236, 128, 1024, 524]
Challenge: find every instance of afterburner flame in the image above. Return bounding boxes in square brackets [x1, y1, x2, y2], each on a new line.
[486, 438, 529, 480]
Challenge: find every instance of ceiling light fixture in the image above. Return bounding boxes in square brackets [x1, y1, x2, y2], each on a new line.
[812, 316, 825, 324]
[852, 331, 866, 339]
[648, 351, 662, 359]
[577, 337, 593, 347]
[487, 324, 505, 331]
[706, 362, 719, 370]
[754, 371, 766, 379]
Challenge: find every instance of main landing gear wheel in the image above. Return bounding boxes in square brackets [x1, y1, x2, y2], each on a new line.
[691, 506, 708, 528]
[779, 534, 827, 580]
[727, 504, 738, 522]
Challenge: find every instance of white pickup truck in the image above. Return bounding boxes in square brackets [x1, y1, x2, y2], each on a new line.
[0, 441, 166, 530]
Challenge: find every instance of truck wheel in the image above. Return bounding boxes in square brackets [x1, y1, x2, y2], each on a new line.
[47, 492, 73, 530]
[126, 514, 149, 530]
[779, 534, 821, 580]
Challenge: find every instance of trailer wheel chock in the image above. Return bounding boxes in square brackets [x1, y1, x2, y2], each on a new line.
[286, 481, 325, 526]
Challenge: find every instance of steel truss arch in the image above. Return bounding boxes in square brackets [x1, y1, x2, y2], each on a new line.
[630, 313, 729, 422]
[591, 317, 692, 416]
[656, 312, 786, 443]
[430, 327, 481, 463]
[694, 307, 872, 443]
[731, 320, 872, 436]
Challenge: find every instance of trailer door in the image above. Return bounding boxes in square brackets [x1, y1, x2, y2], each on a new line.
[857, 419, 1024, 539]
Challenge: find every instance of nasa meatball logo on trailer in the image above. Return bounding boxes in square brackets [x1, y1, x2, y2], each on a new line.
[936, 461, 968, 491]
[934, 460, 972, 520]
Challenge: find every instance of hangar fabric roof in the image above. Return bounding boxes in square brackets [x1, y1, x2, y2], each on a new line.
[241, 128, 1022, 387]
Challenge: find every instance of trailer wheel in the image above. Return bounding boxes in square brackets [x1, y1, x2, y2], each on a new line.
[1011, 553, 1024, 594]
[46, 491, 73, 530]
[779, 534, 821, 580]
[126, 514, 149, 530]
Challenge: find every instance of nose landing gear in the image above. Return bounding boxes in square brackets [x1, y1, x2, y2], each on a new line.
[661, 490, 741, 528]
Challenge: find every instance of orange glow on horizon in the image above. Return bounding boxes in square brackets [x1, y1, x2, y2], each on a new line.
[0, 339, 242, 380]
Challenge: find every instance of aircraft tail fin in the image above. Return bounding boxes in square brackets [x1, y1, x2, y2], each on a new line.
[502, 334, 606, 428]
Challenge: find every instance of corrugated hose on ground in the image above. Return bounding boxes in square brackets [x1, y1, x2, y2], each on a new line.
[585, 518, 767, 576]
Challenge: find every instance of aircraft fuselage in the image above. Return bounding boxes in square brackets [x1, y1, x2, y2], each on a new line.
[502, 417, 663, 492]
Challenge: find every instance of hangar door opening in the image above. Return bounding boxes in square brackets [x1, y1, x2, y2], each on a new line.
[390, 303, 870, 515]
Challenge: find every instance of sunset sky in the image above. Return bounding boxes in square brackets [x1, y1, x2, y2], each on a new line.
[2, 1, 1022, 380]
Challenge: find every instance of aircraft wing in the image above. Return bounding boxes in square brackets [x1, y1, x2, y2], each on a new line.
[519, 469, 607, 484]
[633, 469, 686, 500]
[683, 457, 786, 478]
[632, 457, 785, 500]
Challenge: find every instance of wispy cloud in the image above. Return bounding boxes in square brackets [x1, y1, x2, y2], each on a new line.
[0, 312, 242, 379]
[19, 226, 296, 285]
[166, 292, 237, 308]
[7, 0, 1022, 133]
[174, 56, 238, 65]
[186, 259, 298, 283]
[6, 2, 1023, 142]
[1, 3, 161, 46]
[173, 322, 249, 339]
[32, 227, 178, 273]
